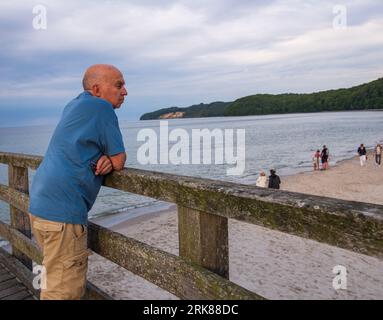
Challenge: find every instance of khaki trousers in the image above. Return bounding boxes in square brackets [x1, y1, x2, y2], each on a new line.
[29, 214, 91, 300]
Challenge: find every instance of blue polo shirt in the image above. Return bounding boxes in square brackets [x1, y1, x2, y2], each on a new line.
[29, 91, 125, 225]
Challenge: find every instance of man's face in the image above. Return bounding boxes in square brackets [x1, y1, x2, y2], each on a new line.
[99, 70, 128, 109]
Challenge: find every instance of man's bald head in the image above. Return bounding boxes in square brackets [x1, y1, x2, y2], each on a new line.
[82, 64, 127, 109]
[82, 64, 122, 90]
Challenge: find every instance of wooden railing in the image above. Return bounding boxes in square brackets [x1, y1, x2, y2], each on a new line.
[0, 151, 382, 299]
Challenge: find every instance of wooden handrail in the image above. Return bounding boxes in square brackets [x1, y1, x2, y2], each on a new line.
[1, 151, 382, 258]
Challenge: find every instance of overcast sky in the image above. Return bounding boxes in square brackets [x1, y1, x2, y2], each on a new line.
[0, 0, 382, 126]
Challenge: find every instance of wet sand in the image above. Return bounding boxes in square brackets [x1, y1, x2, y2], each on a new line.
[87, 153, 383, 300]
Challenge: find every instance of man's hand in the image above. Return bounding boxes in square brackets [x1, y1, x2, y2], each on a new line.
[109, 152, 126, 171]
[95, 155, 113, 176]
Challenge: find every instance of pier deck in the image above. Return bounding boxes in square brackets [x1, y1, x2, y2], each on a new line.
[0, 251, 37, 300]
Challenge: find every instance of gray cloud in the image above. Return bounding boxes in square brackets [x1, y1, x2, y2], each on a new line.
[0, 0, 382, 125]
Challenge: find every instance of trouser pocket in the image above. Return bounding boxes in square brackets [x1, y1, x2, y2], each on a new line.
[71, 223, 88, 253]
[60, 250, 91, 300]
[30, 215, 64, 251]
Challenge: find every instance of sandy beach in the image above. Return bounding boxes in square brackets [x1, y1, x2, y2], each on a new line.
[283, 151, 383, 205]
[88, 152, 383, 300]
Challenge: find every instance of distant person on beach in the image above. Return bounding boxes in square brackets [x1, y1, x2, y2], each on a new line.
[321, 145, 329, 170]
[28, 64, 127, 300]
[312, 149, 321, 171]
[255, 171, 268, 188]
[357, 143, 367, 167]
[268, 169, 281, 189]
[375, 142, 382, 166]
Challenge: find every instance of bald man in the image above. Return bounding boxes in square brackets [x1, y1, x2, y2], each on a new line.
[28, 64, 127, 300]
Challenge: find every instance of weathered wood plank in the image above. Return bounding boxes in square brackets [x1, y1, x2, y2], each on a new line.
[2, 290, 32, 300]
[0, 278, 20, 291]
[0, 284, 26, 299]
[0, 269, 8, 276]
[0, 273, 14, 283]
[88, 221, 263, 300]
[178, 205, 229, 278]
[0, 220, 43, 264]
[0, 152, 41, 170]
[8, 164, 32, 270]
[0, 184, 30, 214]
[83, 282, 113, 300]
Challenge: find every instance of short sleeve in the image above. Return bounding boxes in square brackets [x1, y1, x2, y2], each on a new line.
[99, 109, 125, 156]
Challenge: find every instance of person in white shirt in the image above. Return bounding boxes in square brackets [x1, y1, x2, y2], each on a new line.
[255, 171, 268, 188]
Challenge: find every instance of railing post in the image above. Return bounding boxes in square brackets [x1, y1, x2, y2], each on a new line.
[8, 163, 32, 270]
[177, 205, 229, 279]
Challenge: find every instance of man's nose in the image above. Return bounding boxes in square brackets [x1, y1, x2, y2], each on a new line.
[122, 87, 128, 96]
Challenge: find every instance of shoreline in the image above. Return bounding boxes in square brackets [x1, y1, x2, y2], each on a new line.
[279, 147, 379, 178]
[282, 150, 383, 205]
[139, 109, 383, 122]
[90, 201, 176, 231]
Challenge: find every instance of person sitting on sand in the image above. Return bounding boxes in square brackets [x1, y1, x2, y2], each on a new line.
[312, 149, 321, 171]
[375, 142, 382, 166]
[321, 145, 329, 170]
[255, 171, 268, 188]
[268, 169, 281, 189]
[357, 143, 367, 167]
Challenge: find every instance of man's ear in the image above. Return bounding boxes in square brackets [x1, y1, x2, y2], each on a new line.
[91, 84, 101, 97]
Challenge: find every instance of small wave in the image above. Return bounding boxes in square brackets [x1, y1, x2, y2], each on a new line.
[90, 200, 163, 219]
[241, 173, 259, 178]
